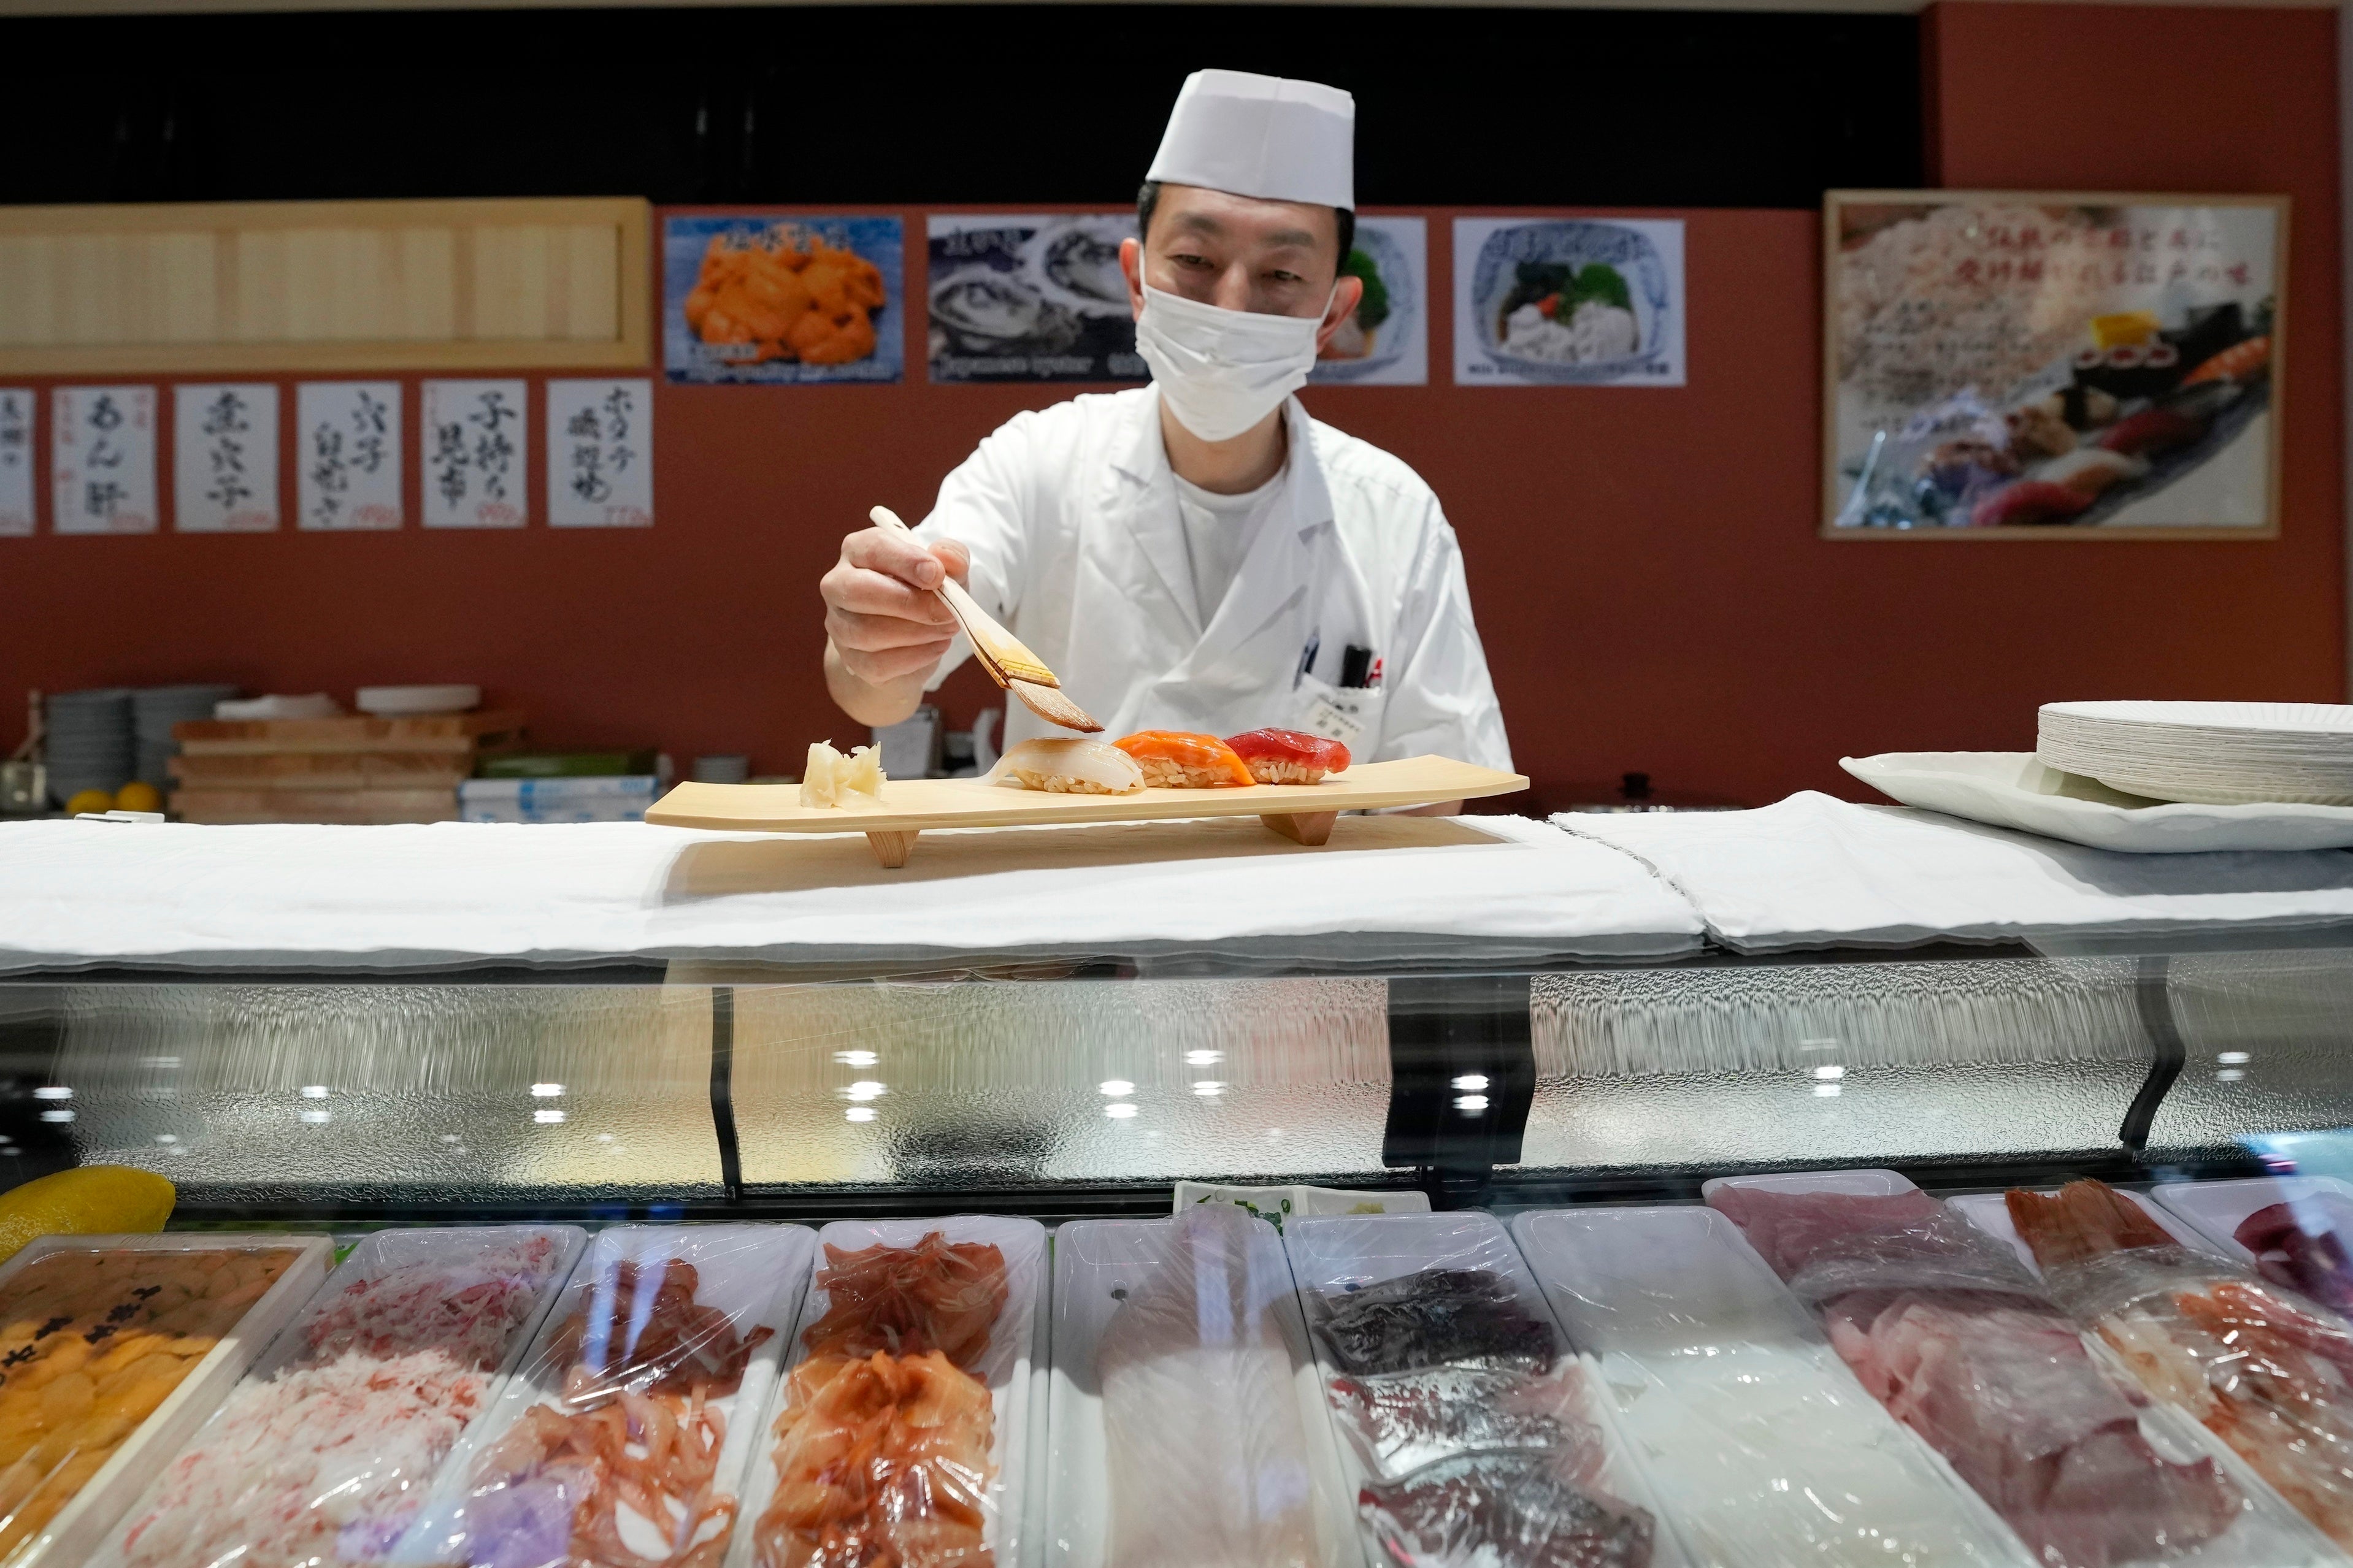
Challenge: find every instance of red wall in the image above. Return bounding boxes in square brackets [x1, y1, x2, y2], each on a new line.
[1, 5, 2339, 808]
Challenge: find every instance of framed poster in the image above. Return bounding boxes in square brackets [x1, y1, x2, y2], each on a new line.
[664, 215, 904, 384]
[1453, 217, 1685, 386]
[1312, 215, 1428, 386]
[926, 213, 1143, 383]
[1824, 191, 2287, 537]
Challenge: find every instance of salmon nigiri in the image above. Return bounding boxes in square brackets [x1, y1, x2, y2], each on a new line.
[1111, 730, 1254, 788]
[1226, 729, 1351, 784]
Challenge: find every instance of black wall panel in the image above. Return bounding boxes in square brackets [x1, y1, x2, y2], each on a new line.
[0, 6, 1921, 208]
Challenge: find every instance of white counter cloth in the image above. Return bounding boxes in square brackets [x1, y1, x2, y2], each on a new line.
[1556, 791, 2353, 953]
[0, 814, 1703, 973]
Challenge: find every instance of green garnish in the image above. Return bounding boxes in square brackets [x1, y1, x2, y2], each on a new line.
[1344, 248, 1391, 329]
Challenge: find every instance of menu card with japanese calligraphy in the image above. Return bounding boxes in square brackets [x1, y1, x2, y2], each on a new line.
[297, 382, 402, 531]
[546, 379, 651, 527]
[52, 386, 157, 535]
[0, 390, 29, 535]
[421, 380, 528, 529]
[1824, 192, 2286, 537]
[174, 384, 280, 532]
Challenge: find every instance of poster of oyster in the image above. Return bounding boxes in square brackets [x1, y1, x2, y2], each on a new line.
[1311, 216, 1427, 386]
[1453, 218, 1685, 387]
[664, 214, 904, 384]
[926, 213, 1144, 383]
[1824, 193, 2285, 536]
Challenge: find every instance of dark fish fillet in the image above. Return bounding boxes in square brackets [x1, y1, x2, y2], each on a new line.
[1314, 1268, 1557, 1377]
[2236, 1201, 2353, 1311]
[1359, 1451, 1653, 1568]
[1330, 1365, 1576, 1480]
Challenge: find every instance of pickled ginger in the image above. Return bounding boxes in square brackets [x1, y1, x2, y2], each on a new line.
[799, 741, 884, 808]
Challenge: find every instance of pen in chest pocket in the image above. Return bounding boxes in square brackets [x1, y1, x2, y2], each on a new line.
[1295, 630, 1319, 689]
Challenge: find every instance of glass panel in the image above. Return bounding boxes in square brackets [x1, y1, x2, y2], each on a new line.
[2154, 948, 2353, 1158]
[41, 984, 721, 1205]
[1522, 957, 2152, 1174]
[730, 977, 1391, 1188]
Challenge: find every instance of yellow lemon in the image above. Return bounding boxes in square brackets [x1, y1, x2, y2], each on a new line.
[114, 781, 163, 813]
[0, 1166, 177, 1264]
[63, 789, 113, 816]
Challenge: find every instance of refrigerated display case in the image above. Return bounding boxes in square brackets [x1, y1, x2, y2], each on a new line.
[5, 931, 2353, 1568]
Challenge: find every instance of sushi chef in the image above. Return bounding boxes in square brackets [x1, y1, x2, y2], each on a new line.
[819, 69, 1511, 798]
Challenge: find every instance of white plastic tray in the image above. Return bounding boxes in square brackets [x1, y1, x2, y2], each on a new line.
[1947, 1185, 2217, 1275]
[90, 1223, 585, 1568]
[393, 1222, 816, 1566]
[1282, 1209, 1691, 1568]
[1946, 1191, 2351, 1567]
[1512, 1205, 2035, 1568]
[724, 1215, 1046, 1568]
[0, 1233, 332, 1568]
[2152, 1176, 2353, 1272]
[1047, 1213, 1356, 1568]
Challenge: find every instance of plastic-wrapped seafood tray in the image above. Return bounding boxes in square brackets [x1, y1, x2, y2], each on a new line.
[1047, 1206, 1358, 1568]
[1511, 1203, 2035, 1567]
[2152, 1174, 2353, 1308]
[1717, 1171, 2340, 1568]
[88, 1223, 586, 1568]
[1283, 1209, 1692, 1568]
[0, 1232, 332, 1568]
[723, 1214, 1046, 1568]
[392, 1222, 816, 1568]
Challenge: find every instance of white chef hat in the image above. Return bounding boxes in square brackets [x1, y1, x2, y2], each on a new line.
[1145, 69, 1355, 211]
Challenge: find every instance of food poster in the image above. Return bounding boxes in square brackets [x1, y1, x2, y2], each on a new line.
[927, 213, 1144, 383]
[52, 385, 157, 534]
[421, 379, 529, 529]
[1825, 196, 2284, 534]
[0, 389, 29, 535]
[546, 378, 653, 527]
[1453, 218, 1686, 387]
[174, 383, 280, 532]
[665, 214, 904, 384]
[1311, 215, 1427, 386]
[297, 381, 402, 531]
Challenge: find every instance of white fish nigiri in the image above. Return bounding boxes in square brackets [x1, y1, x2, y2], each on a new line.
[988, 736, 1144, 795]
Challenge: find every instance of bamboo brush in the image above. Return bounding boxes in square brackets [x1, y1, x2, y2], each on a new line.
[868, 507, 1104, 733]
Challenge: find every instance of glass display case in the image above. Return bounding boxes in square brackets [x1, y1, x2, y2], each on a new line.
[6, 933, 2353, 1568]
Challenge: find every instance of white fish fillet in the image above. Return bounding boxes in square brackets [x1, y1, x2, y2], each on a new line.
[1097, 1205, 1318, 1568]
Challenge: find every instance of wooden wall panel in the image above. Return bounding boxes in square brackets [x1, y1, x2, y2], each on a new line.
[0, 198, 648, 372]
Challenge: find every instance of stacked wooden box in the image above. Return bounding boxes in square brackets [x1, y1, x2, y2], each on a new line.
[169, 711, 526, 824]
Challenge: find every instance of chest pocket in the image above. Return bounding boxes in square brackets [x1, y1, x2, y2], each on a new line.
[1292, 672, 1386, 756]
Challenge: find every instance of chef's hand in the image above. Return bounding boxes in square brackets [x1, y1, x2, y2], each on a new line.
[822, 526, 971, 727]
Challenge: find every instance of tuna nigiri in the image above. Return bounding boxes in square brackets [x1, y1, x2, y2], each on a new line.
[1226, 728, 1351, 784]
[988, 736, 1145, 794]
[1111, 730, 1254, 788]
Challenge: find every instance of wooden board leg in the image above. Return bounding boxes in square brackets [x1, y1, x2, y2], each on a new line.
[1260, 811, 1337, 847]
[866, 830, 919, 868]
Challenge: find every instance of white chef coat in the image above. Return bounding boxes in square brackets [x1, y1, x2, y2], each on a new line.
[915, 385, 1511, 769]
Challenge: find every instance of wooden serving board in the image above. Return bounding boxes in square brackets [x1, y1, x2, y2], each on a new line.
[644, 754, 1527, 866]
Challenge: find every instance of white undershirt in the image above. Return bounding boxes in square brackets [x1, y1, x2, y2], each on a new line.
[1172, 464, 1288, 627]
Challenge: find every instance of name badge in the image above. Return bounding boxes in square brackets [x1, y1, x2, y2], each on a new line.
[1303, 690, 1370, 748]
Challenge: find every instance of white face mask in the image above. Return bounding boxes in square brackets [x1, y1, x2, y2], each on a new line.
[1134, 283, 1330, 444]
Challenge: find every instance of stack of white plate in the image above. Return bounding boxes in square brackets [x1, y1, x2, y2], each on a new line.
[2038, 701, 2353, 805]
[44, 689, 134, 805]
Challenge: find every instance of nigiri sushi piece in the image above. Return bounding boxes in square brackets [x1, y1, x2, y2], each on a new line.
[1227, 728, 1351, 784]
[988, 736, 1144, 795]
[1111, 730, 1254, 788]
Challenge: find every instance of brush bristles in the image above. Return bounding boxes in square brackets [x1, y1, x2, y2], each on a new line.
[1007, 678, 1103, 733]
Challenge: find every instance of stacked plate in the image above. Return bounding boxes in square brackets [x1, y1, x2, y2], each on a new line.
[2038, 701, 2353, 805]
[44, 689, 134, 805]
[131, 684, 238, 792]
